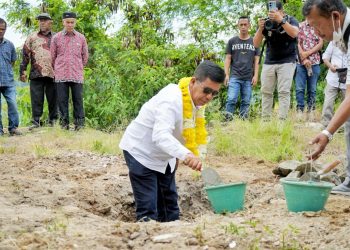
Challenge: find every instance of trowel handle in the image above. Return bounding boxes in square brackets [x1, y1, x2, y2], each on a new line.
[317, 159, 341, 175]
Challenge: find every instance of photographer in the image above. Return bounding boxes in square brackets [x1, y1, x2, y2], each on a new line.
[253, 0, 299, 120]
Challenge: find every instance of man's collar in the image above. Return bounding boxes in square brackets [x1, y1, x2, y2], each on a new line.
[38, 30, 52, 36]
[63, 29, 76, 35]
[0, 38, 7, 44]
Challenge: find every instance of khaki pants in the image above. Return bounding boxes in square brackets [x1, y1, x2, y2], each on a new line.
[261, 63, 296, 119]
[321, 84, 346, 127]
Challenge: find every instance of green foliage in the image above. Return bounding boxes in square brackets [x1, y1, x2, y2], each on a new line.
[1, 0, 333, 131]
[284, 0, 304, 21]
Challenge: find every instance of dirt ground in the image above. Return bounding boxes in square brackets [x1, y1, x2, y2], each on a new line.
[1, 130, 350, 250]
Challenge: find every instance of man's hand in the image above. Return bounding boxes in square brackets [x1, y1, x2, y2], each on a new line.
[330, 64, 338, 73]
[303, 59, 312, 68]
[224, 75, 230, 87]
[20, 74, 27, 82]
[251, 75, 258, 87]
[308, 133, 329, 160]
[258, 18, 265, 30]
[268, 10, 283, 24]
[183, 153, 202, 171]
[300, 51, 309, 61]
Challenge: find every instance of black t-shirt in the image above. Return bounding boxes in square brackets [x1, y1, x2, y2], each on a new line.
[262, 15, 299, 64]
[225, 36, 260, 80]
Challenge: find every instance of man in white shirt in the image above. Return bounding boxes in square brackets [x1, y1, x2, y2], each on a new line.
[303, 0, 350, 195]
[321, 41, 348, 127]
[119, 61, 225, 221]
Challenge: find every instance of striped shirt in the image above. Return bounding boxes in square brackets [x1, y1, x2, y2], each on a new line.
[0, 38, 17, 86]
[20, 31, 55, 80]
[50, 30, 89, 84]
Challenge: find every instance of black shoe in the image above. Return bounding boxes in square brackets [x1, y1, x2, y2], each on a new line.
[9, 128, 22, 136]
[224, 112, 233, 122]
[29, 121, 40, 131]
[74, 125, 84, 131]
[61, 124, 69, 130]
[48, 120, 56, 127]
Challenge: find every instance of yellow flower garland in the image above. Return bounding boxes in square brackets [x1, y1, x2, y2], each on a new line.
[179, 77, 208, 156]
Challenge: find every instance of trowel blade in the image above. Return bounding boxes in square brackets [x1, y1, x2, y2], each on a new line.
[299, 172, 321, 182]
[201, 167, 222, 186]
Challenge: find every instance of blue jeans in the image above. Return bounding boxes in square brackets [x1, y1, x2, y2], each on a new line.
[225, 77, 252, 119]
[0, 85, 19, 132]
[295, 64, 320, 112]
[123, 150, 179, 222]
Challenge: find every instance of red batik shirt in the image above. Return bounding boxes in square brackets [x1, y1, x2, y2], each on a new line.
[50, 30, 89, 83]
[298, 21, 321, 65]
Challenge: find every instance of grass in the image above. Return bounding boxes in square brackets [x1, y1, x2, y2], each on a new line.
[0, 109, 346, 164]
[0, 127, 124, 157]
[209, 115, 346, 163]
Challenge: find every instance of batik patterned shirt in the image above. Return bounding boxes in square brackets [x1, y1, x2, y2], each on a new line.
[50, 30, 89, 83]
[20, 31, 55, 80]
[0, 38, 17, 86]
[298, 21, 321, 65]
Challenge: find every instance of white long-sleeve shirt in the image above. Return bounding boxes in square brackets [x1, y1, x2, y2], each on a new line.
[343, 8, 350, 85]
[119, 84, 192, 174]
[323, 41, 347, 89]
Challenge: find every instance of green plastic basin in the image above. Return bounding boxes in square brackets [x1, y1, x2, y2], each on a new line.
[204, 182, 246, 213]
[280, 178, 334, 212]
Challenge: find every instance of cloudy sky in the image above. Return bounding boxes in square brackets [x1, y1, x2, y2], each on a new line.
[0, 0, 39, 47]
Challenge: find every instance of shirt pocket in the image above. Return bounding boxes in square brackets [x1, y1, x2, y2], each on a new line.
[1, 49, 11, 63]
[73, 42, 82, 57]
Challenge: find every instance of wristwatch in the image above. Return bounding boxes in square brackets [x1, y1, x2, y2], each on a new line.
[321, 130, 333, 141]
[281, 17, 287, 25]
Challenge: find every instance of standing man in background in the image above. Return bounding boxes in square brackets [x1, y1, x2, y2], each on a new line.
[0, 18, 21, 136]
[224, 16, 260, 121]
[253, 0, 299, 120]
[321, 41, 348, 128]
[20, 13, 57, 129]
[295, 20, 323, 121]
[51, 11, 89, 131]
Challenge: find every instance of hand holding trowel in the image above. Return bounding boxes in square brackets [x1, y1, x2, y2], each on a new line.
[184, 152, 223, 186]
[302, 159, 341, 182]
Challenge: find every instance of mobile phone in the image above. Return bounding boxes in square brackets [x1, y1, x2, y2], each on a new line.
[268, 1, 277, 11]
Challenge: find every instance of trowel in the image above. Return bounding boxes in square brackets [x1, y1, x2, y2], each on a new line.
[301, 159, 341, 182]
[201, 163, 223, 186]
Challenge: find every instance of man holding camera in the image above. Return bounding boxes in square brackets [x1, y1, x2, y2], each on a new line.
[253, 0, 299, 120]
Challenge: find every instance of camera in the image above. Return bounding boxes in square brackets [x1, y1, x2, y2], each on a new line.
[264, 15, 289, 33]
[264, 17, 278, 31]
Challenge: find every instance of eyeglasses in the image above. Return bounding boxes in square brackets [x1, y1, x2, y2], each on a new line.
[198, 82, 219, 97]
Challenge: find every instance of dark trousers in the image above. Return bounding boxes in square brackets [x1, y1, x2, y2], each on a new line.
[57, 82, 85, 127]
[30, 77, 57, 123]
[123, 150, 179, 222]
